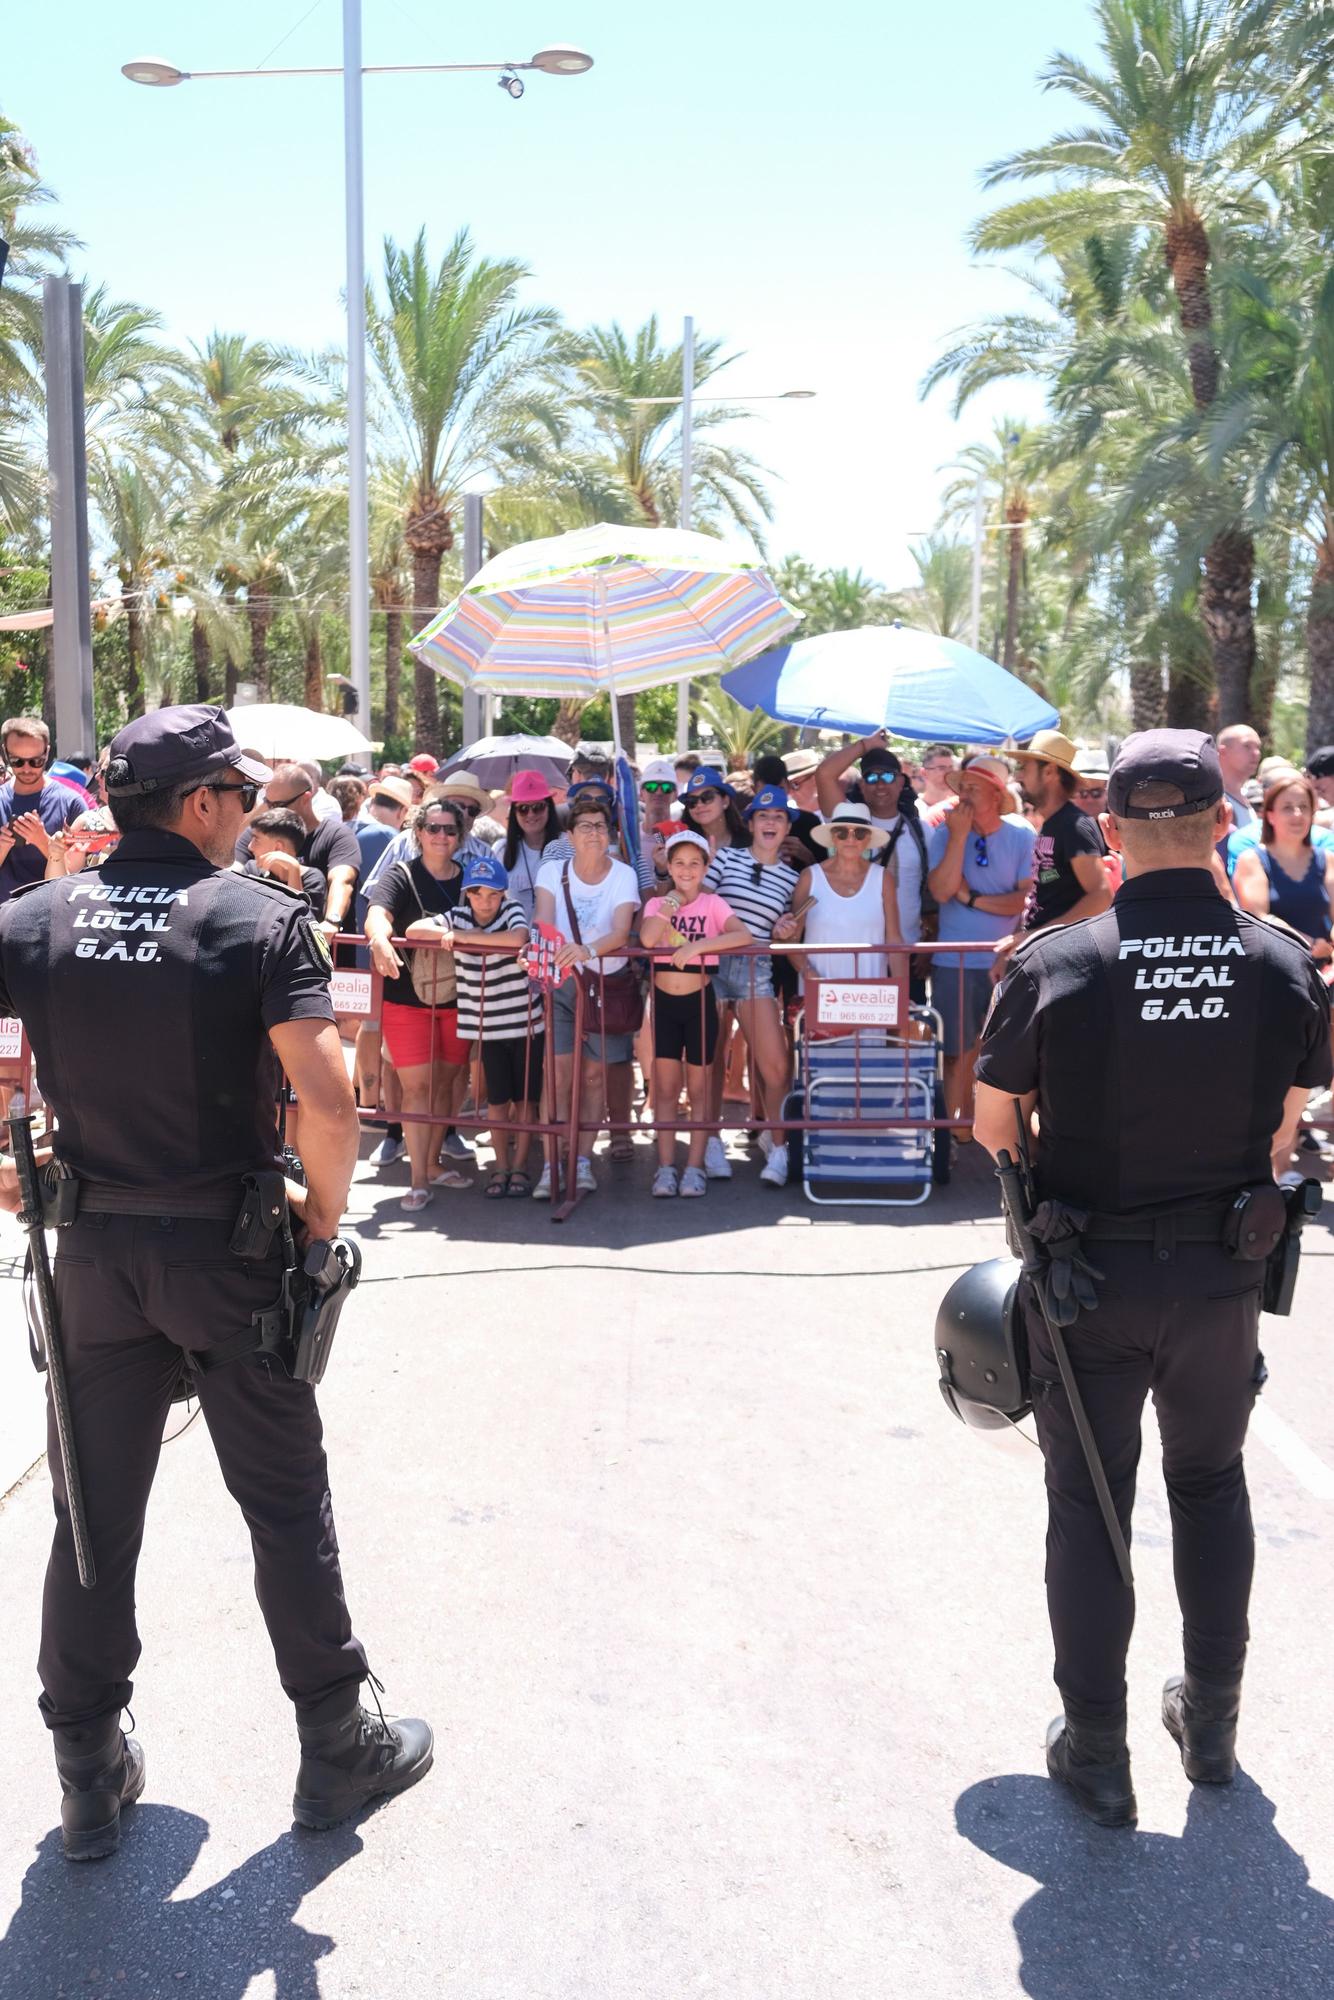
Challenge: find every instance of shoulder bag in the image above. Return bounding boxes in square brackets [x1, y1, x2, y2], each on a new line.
[403, 861, 458, 1008]
[562, 863, 643, 1036]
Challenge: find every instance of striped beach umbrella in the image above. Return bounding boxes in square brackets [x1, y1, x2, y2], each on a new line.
[408, 524, 798, 755]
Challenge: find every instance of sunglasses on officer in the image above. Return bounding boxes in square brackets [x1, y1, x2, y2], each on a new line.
[206, 779, 262, 813]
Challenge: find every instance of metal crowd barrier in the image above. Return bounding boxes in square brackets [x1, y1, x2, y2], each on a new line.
[339, 935, 984, 1217]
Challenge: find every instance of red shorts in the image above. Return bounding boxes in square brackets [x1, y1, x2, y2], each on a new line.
[381, 998, 470, 1070]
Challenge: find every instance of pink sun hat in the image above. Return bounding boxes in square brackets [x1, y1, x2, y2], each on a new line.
[508, 769, 557, 804]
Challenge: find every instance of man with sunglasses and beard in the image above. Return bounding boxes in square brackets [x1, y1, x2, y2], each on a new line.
[0, 714, 84, 905]
[815, 730, 929, 951]
[0, 704, 432, 1860]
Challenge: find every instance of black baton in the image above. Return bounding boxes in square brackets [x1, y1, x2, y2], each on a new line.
[7, 1115, 96, 1589]
[997, 1145, 1133, 1591]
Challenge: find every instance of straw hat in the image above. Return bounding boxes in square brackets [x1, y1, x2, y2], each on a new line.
[1020, 728, 1080, 775]
[430, 768, 493, 812]
[810, 801, 890, 852]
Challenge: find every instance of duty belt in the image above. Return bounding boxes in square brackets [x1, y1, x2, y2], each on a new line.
[74, 1179, 242, 1222]
[1083, 1205, 1231, 1245]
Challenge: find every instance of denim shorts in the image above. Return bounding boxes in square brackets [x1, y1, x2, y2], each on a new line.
[551, 979, 634, 1063]
[712, 954, 775, 1004]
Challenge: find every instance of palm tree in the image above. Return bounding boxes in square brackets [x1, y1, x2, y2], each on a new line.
[940, 421, 1045, 670]
[92, 459, 180, 716]
[889, 537, 975, 639]
[970, 0, 1294, 722]
[693, 685, 785, 769]
[367, 228, 562, 757]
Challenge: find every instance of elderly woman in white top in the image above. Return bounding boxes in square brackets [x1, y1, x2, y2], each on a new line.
[788, 801, 907, 987]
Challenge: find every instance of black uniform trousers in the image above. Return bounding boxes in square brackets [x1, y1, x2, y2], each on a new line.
[37, 1212, 369, 1732]
[1020, 1242, 1263, 1724]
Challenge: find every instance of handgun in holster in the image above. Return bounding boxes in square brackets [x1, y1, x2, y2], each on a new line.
[1262, 1178, 1323, 1316]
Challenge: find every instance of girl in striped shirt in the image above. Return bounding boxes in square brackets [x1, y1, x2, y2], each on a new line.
[451, 856, 545, 1198]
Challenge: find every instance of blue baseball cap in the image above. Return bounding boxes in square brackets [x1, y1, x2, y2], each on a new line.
[680, 765, 734, 800]
[462, 855, 509, 892]
[743, 783, 797, 820]
[567, 778, 618, 820]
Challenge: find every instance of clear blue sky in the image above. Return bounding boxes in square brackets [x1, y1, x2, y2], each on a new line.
[12, 0, 1097, 588]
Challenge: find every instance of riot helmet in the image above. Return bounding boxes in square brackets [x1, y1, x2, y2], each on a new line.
[935, 1257, 1031, 1431]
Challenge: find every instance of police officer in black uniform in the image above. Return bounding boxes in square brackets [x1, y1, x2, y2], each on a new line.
[0, 706, 432, 1860]
[973, 729, 1331, 1828]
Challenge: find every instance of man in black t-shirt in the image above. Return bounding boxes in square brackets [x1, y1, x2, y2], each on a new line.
[992, 730, 1111, 978]
[234, 763, 361, 938]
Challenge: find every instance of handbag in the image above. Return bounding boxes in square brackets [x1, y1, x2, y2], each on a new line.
[403, 861, 457, 1008]
[562, 864, 643, 1035]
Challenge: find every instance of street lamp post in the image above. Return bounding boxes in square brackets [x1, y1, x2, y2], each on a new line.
[123, 32, 593, 737]
[620, 321, 814, 754]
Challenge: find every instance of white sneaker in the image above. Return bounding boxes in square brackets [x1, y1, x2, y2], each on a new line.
[756, 1130, 774, 1160]
[575, 1156, 597, 1193]
[704, 1135, 732, 1180]
[532, 1161, 553, 1200]
[651, 1165, 680, 1198]
[369, 1134, 405, 1166]
[760, 1141, 790, 1188]
[679, 1165, 708, 1197]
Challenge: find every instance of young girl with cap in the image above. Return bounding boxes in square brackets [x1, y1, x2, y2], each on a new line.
[451, 855, 545, 1198]
[704, 784, 803, 1187]
[640, 830, 752, 1196]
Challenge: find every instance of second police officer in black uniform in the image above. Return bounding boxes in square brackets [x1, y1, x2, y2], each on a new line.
[0, 705, 431, 1860]
[973, 729, 1331, 1828]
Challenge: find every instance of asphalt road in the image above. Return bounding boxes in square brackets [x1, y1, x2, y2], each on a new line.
[0, 1134, 1331, 1999]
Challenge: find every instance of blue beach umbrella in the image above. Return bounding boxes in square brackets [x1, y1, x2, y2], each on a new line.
[719, 625, 1060, 745]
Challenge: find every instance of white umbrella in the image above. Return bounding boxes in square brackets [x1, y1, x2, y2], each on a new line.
[226, 704, 374, 765]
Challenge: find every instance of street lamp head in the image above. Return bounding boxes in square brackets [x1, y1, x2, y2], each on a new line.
[121, 57, 188, 86]
[499, 71, 525, 99]
[528, 46, 594, 74]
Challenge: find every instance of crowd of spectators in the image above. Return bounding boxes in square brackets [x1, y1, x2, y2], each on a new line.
[7, 704, 1331, 1212]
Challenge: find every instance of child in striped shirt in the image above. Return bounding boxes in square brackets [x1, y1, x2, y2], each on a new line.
[451, 856, 545, 1198]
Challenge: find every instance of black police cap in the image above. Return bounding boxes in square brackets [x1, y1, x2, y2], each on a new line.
[105, 705, 273, 797]
[1107, 729, 1223, 820]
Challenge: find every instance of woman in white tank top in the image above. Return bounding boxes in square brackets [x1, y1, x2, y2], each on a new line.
[790, 802, 905, 982]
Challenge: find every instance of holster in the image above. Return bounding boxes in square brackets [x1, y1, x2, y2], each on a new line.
[1262, 1178, 1323, 1316]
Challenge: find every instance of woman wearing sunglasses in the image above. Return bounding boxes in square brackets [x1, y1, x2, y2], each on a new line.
[924, 755, 1036, 1140]
[497, 772, 561, 924]
[365, 800, 469, 1212]
[680, 766, 747, 859]
[789, 801, 906, 987]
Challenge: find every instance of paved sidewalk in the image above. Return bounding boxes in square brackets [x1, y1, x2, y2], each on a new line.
[0, 1137, 1331, 1998]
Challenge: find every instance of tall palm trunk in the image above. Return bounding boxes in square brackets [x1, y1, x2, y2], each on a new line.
[1305, 521, 1334, 754]
[1201, 528, 1255, 728]
[191, 612, 211, 703]
[1129, 659, 1166, 732]
[384, 605, 403, 742]
[125, 595, 145, 719]
[552, 699, 585, 748]
[303, 618, 324, 711]
[409, 546, 442, 758]
[247, 590, 276, 702]
[1166, 205, 1253, 722]
[1002, 501, 1026, 670]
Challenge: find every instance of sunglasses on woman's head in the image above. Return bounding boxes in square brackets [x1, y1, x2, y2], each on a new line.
[643, 780, 676, 795]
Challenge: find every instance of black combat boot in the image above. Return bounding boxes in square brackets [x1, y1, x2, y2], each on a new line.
[1045, 1713, 1137, 1829]
[293, 1692, 433, 1830]
[53, 1714, 146, 1862]
[1162, 1672, 1241, 1784]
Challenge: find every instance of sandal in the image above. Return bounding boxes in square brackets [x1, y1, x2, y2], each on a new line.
[484, 1170, 511, 1199]
[609, 1138, 636, 1161]
[431, 1167, 471, 1190]
[399, 1186, 433, 1213]
[506, 1170, 532, 1198]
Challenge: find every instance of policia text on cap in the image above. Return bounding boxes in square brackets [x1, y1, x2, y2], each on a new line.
[970, 728, 1332, 1830]
[0, 704, 432, 1860]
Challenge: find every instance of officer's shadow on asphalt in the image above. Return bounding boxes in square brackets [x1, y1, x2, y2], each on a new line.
[0, 1804, 362, 1998]
[957, 1769, 1334, 1999]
